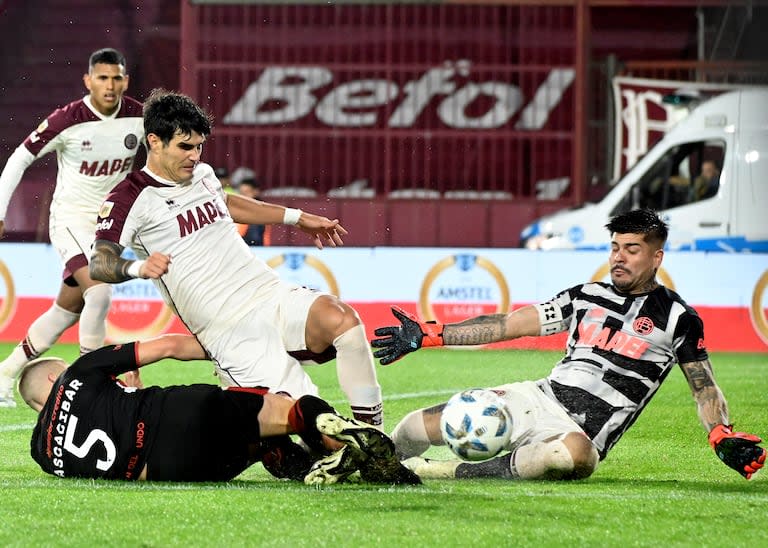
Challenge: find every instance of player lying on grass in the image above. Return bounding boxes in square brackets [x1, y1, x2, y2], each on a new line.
[18, 333, 419, 485]
[373, 209, 766, 481]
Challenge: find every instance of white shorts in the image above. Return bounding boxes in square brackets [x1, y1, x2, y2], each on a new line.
[491, 380, 587, 452]
[200, 283, 325, 397]
[49, 212, 96, 266]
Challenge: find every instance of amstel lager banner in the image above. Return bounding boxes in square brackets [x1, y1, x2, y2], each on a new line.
[0, 244, 766, 352]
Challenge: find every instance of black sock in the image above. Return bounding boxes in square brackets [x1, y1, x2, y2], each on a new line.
[288, 395, 335, 453]
[456, 453, 515, 479]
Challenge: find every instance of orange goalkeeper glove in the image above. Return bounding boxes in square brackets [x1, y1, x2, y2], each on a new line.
[371, 306, 444, 365]
[708, 424, 766, 480]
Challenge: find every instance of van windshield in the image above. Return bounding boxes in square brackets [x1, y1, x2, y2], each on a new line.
[610, 140, 725, 215]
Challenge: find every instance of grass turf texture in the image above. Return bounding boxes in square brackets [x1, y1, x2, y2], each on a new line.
[1, 343, 766, 546]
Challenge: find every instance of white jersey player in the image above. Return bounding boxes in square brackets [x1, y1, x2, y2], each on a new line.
[0, 48, 144, 407]
[375, 209, 766, 482]
[90, 89, 384, 426]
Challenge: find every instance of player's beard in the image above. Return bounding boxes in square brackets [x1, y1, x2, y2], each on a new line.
[610, 266, 632, 291]
[611, 267, 657, 293]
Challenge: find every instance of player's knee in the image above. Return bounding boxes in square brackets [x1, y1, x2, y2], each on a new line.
[562, 432, 599, 479]
[515, 434, 597, 480]
[308, 296, 361, 347]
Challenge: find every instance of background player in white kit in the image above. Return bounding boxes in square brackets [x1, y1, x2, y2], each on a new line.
[373, 209, 766, 481]
[89, 89, 384, 428]
[0, 48, 144, 407]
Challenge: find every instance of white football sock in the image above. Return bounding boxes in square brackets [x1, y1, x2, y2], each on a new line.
[79, 284, 112, 354]
[0, 303, 80, 379]
[333, 324, 383, 427]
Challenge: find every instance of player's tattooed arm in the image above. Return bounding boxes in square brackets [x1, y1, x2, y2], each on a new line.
[443, 305, 540, 345]
[679, 359, 730, 431]
[443, 314, 508, 345]
[90, 239, 133, 283]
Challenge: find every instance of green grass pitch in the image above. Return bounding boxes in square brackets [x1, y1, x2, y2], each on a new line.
[1, 343, 766, 546]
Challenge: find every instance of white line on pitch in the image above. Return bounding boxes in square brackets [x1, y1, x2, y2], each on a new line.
[0, 423, 34, 433]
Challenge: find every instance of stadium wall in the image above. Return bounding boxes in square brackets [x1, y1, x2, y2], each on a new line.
[0, 244, 765, 353]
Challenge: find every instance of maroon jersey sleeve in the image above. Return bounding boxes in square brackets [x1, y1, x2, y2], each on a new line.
[23, 99, 99, 156]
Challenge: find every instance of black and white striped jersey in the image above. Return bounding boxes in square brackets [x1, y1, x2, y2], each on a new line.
[534, 282, 708, 459]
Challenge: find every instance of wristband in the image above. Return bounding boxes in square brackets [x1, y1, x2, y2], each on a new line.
[126, 260, 145, 279]
[421, 321, 444, 347]
[282, 208, 302, 226]
[708, 424, 733, 449]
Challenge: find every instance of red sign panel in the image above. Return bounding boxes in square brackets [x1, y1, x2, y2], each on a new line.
[185, 4, 578, 197]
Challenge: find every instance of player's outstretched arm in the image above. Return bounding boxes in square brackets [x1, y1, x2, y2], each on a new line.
[225, 193, 287, 225]
[443, 305, 540, 345]
[136, 334, 208, 366]
[226, 193, 347, 249]
[91, 240, 170, 282]
[371, 305, 541, 365]
[680, 359, 766, 479]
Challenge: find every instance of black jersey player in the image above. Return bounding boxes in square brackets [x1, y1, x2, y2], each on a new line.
[373, 209, 765, 481]
[18, 334, 419, 485]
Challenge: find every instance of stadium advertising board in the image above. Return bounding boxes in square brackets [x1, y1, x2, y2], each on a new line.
[192, 4, 576, 196]
[0, 244, 765, 352]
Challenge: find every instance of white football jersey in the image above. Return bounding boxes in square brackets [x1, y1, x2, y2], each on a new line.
[0, 95, 144, 223]
[95, 163, 280, 335]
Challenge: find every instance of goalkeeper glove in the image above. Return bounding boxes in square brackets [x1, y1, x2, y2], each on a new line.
[708, 424, 766, 480]
[371, 306, 444, 365]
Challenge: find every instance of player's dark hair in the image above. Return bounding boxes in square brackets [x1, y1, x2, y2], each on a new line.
[89, 48, 126, 70]
[605, 208, 668, 248]
[143, 88, 213, 144]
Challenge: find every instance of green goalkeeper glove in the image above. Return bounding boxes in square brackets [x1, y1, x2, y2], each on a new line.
[371, 306, 444, 365]
[708, 424, 766, 480]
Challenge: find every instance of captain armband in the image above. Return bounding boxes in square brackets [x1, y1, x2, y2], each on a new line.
[533, 301, 566, 336]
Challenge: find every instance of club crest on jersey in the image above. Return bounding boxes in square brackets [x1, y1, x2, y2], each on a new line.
[633, 317, 654, 335]
[29, 119, 48, 143]
[124, 133, 138, 150]
[99, 201, 115, 218]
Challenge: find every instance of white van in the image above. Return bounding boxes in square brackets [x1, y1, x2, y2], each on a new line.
[521, 89, 768, 252]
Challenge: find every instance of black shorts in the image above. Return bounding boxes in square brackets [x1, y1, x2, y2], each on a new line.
[145, 386, 265, 482]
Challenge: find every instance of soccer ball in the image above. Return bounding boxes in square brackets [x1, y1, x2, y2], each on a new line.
[440, 389, 512, 461]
